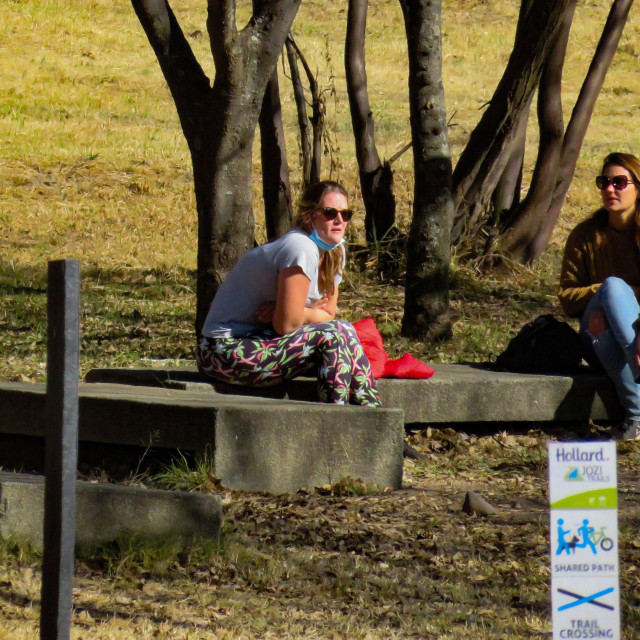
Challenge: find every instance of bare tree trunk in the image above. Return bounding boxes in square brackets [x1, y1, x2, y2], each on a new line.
[490, 0, 536, 223]
[131, 0, 301, 334]
[400, 0, 453, 341]
[500, 0, 633, 262]
[259, 68, 293, 240]
[450, 0, 573, 244]
[498, 1, 577, 261]
[345, 0, 396, 243]
[533, 0, 635, 259]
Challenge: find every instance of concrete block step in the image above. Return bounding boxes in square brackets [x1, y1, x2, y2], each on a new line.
[84, 364, 623, 425]
[0, 382, 403, 493]
[0, 471, 223, 549]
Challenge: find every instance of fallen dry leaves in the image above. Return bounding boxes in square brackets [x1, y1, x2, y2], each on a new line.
[2, 428, 640, 639]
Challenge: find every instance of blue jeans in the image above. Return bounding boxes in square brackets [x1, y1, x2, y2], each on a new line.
[580, 277, 640, 419]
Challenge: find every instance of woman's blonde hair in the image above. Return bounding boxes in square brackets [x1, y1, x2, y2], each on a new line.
[294, 181, 349, 296]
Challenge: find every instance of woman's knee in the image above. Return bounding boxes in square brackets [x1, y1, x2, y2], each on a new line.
[599, 276, 635, 302]
[314, 320, 353, 342]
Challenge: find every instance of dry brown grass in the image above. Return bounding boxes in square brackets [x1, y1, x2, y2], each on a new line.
[2, 0, 639, 270]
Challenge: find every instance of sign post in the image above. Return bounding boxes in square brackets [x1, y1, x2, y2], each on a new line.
[40, 260, 80, 640]
[548, 441, 620, 640]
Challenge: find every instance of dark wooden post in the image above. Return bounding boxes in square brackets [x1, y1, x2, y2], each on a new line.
[40, 259, 80, 640]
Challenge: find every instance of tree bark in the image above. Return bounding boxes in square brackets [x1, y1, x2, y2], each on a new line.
[400, 0, 453, 340]
[131, 0, 301, 333]
[490, 0, 536, 222]
[498, 1, 577, 261]
[259, 68, 293, 241]
[534, 0, 635, 259]
[450, 0, 573, 244]
[345, 0, 396, 243]
[500, 0, 633, 262]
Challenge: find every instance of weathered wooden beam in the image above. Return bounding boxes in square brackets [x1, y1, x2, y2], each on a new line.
[40, 260, 80, 640]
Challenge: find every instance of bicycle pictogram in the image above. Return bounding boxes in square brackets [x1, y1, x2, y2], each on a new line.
[555, 518, 614, 555]
[589, 525, 614, 552]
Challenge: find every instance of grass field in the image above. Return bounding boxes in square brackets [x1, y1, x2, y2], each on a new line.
[1, 0, 639, 381]
[1, 1, 640, 638]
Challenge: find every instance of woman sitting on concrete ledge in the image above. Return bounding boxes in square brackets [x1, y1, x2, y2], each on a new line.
[197, 180, 381, 407]
[559, 152, 640, 440]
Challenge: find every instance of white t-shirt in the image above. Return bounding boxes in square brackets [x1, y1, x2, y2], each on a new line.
[201, 229, 344, 338]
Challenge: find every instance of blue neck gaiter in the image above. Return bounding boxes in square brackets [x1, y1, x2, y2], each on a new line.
[309, 228, 344, 251]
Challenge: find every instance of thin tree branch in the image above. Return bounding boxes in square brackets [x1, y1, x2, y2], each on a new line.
[207, 0, 237, 74]
[285, 36, 312, 186]
[286, 35, 323, 183]
[131, 0, 211, 143]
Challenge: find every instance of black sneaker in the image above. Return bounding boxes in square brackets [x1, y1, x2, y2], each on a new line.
[622, 418, 640, 441]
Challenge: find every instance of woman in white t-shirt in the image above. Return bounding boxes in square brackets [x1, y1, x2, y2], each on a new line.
[197, 181, 380, 406]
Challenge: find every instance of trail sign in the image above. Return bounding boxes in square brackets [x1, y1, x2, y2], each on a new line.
[548, 441, 619, 640]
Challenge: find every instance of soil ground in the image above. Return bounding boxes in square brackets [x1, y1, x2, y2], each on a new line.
[1, 426, 639, 639]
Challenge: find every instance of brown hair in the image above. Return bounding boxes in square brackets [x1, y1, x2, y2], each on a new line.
[294, 181, 349, 296]
[602, 152, 640, 190]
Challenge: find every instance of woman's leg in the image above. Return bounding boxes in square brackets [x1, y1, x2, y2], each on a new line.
[580, 276, 640, 418]
[311, 320, 381, 407]
[197, 332, 314, 387]
[198, 320, 381, 406]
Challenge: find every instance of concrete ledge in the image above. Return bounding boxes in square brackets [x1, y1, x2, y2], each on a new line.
[84, 364, 624, 424]
[0, 472, 223, 548]
[0, 383, 404, 493]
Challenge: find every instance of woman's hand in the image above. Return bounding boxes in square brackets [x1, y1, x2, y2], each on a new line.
[312, 295, 330, 311]
[302, 291, 338, 325]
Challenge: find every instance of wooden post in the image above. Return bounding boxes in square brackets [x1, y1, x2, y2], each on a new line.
[40, 260, 80, 640]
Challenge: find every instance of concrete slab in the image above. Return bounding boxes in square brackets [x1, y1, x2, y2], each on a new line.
[0, 472, 223, 548]
[84, 364, 623, 424]
[0, 382, 404, 493]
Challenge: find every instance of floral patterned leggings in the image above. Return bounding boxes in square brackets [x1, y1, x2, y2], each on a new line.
[197, 320, 381, 407]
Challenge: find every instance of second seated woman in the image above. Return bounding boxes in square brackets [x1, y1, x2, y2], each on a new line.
[558, 152, 640, 439]
[197, 180, 381, 407]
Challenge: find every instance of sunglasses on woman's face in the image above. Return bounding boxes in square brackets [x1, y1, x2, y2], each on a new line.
[318, 206, 354, 222]
[596, 175, 636, 190]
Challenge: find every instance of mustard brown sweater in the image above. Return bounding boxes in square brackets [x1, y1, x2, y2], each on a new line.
[558, 208, 640, 318]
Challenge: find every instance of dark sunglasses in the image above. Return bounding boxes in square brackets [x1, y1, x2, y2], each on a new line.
[318, 206, 354, 222]
[596, 175, 636, 190]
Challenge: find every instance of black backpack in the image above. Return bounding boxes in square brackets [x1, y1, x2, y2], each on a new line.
[494, 314, 584, 374]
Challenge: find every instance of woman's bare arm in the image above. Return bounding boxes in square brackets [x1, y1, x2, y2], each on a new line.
[272, 267, 311, 335]
[271, 267, 339, 334]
